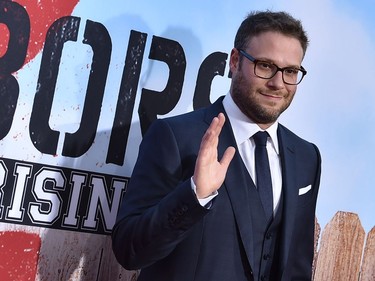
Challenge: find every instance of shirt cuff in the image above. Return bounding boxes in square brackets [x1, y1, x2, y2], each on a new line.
[190, 177, 218, 208]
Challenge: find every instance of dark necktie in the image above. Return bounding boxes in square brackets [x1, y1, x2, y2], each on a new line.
[253, 131, 273, 221]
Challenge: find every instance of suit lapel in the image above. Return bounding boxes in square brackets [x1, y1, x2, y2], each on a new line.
[277, 126, 298, 271]
[204, 98, 256, 269]
[223, 149, 256, 268]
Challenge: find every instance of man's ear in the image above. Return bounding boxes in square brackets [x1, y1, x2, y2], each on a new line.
[229, 48, 240, 75]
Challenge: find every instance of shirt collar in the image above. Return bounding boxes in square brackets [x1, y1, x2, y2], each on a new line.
[223, 92, 280, 154]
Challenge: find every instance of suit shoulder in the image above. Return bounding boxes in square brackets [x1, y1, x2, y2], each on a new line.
[142, 107, 209, 146]
[278, 124, 320, 151]
[149, 99, 224, 135]
[153, 96, 225, 129]
[164, 107, 207, 125]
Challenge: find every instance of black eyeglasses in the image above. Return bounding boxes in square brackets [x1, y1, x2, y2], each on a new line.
[238, 49, 307, 85]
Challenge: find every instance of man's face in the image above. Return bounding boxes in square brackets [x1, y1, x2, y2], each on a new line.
[229, 31, 304, 129]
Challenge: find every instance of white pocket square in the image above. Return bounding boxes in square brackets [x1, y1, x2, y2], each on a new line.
[298, 185, 312, 195]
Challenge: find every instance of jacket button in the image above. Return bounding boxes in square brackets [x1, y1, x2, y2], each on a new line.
[263, 254, 271, 260]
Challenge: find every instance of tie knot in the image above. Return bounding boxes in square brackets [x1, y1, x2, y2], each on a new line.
[253, 131, 269, 146]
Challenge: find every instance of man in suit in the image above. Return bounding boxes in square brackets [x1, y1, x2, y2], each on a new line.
[112, 10, 321, 281]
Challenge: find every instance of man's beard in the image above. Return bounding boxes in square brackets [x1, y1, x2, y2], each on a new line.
[231, 74, 292, 124]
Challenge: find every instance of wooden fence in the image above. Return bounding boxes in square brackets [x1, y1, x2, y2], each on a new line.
[313, 211, 375, 281]
[0, 211, 374, 280]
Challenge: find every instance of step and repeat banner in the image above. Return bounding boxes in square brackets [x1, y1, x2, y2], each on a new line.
[0, 0, 374, 280]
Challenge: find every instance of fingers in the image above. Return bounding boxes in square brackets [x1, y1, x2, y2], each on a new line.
[193, 113, 236, 199]
[201, 113, 225, 146]
[198, 113, 225, 163]
[220, 146, 236, 168]
[205, 113, 235, 166]
[214, 112, 226, 134]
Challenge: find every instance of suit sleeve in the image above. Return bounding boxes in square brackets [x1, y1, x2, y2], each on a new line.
[111, 119, 209, 270]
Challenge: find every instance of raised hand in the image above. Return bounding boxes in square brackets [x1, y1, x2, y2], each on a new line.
[193, 113, 236, 199]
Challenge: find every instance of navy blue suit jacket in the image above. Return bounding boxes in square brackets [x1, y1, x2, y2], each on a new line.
[112, 97, 321, 280]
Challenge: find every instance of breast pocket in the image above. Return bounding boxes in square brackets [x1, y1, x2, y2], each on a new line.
[297, 184, 314, 207]
[298, 185, 311, 195]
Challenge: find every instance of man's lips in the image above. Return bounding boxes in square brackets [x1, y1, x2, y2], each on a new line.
[260, 92, 283, 100]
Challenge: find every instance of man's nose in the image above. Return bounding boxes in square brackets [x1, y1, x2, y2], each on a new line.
[266, 70, 285, 89]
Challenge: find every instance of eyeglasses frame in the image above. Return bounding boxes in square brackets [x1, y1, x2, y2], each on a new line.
[238, 49, 307, 85]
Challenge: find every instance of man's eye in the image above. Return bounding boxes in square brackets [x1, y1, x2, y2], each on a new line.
[258, 62, 272, 69]
[284, 68, 299, 75]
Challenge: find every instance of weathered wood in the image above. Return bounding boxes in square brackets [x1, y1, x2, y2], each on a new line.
[360, 226, 375, 281]
[36, 229, 138, 281]
[97, 235, 140, 281]
[313, 211, 365, 281]
[312, 217, 321, 280]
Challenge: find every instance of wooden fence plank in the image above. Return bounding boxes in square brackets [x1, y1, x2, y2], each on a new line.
[97, 235, 140, 281]
[313, 211, 365, 281]
[36, 229, 138, 281]
[312, 218, 321, 279]
[360, 226, 375, 281]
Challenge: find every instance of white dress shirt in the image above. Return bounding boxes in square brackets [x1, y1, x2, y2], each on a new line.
[193, 93, 282, 214]
[222, 93, 282, 213]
